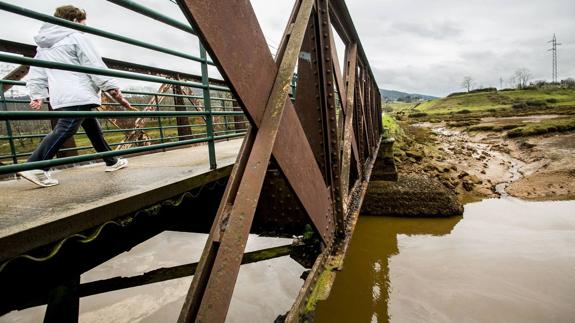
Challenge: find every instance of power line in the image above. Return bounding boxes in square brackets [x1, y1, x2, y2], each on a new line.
[548, 34, 562, 83]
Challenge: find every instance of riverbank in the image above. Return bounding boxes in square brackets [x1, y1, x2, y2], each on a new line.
[390, 114, 575, 203]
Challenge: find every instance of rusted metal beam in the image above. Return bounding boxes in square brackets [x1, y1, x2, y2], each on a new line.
[1, 65, 29, 92]
[294, 11, 329, 178]
[339, 43, 358, 212]
[285, 136, 382, 322]
[176, 0, 333, 242]
[329, 30, 359, 176]
[173, 85, 193, 140]
[173, 0, 382, 321]
[315, 0, 344, 233]
[329, 0, 379, 97]
[177, 0, 317, 321]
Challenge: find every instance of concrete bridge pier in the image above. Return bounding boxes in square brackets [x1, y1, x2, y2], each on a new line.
[370, 136, 398, 182]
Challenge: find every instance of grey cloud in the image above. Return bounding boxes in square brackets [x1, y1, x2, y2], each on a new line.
[1, 0, 574, 97]
[391, 21, 462, 40]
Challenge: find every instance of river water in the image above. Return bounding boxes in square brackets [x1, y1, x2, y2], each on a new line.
[1, 233, 305, 323]
[314, 197, 575, 323]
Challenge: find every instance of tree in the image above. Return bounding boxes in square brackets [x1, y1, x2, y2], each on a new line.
[513, 68, 532, 89]
[461, 76, 473, 92]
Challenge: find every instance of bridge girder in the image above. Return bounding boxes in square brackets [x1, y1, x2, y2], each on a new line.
[175, 0, 382, 321]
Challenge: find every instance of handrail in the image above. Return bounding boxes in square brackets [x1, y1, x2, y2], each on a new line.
[0, 79, 236, 101]
[0, 111, 243, 120]
[0, 1, 250, 174]
[0, 1, 214, 65]
[0, 53, 226, 91]
[0, 132, 246, 175]
[107, 0, 196, 35]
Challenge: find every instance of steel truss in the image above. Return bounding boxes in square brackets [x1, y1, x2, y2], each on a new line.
[175, 0, 382, 321]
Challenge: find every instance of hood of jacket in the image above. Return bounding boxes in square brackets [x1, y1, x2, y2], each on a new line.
[34, 23, 77, 48]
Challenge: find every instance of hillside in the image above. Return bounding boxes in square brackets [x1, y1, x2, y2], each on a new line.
[379, 88, 436, 101]
[414, 88, 575, 115]
[384, 86, 575, 203]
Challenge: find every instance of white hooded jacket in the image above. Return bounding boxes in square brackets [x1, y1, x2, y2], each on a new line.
[27, 23, 119, 109]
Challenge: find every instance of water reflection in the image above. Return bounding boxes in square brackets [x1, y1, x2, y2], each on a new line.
[315, 198, 575, 323]
[1, 232, 305, 323]
[315, 215, 462, 322]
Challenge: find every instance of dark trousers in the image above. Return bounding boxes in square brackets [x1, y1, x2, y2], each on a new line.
[27, 105, 118, 168]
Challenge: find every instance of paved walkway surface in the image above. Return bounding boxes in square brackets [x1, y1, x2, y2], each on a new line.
[0, 139, 242, 260]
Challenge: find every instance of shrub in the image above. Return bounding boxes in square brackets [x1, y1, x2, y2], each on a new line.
[525, 100, 547, 107]
[546, 98, 558, 104]
[469, 87, 497, 94]
[506, 128, 523, 137]
[409, 112, 428, 118]
[512, 102, 528, 109]
[501, 124, 520, 130]
[447, 91, 467, 97]
[457, 109, 471, 114]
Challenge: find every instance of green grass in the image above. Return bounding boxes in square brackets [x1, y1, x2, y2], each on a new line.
[506, 116, 575, 138]
[414, 88, 575, 115]
[384, 102, 419, 112]
[382, 113, 401, 137]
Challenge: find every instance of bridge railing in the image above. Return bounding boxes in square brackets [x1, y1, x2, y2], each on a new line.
[0, 0, 249, 175]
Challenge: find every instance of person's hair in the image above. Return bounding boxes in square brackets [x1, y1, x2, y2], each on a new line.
[54, 5, 86, 22]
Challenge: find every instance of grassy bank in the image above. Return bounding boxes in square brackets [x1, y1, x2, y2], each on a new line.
[396, 89, 575, 120]
[414, 88, 575, 116]
[382, 113, 401, 137]
[386, 88, 575, 138]
[506, 117, 575, 137]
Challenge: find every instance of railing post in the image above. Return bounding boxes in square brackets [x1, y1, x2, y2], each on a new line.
[154, 94, 165, 145]
[0, 82, 18, 164]
[173, 85, 193, 140]
[200, 43, 216, 169]
[222, 99, 229, 136]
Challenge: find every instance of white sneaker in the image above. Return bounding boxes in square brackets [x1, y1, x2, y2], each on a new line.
[18, 169, 59, 187]
[105, 158, 128, 172]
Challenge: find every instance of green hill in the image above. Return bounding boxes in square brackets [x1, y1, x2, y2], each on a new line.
[415, 88, 575, 115]
[379, 88, 437, 101]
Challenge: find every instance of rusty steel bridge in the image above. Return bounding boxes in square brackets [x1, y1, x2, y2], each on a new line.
[0, 0, 383, 322]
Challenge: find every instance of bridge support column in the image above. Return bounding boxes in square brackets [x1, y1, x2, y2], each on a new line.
[43, 276, 80, 323]
[371, 136, 398, 181]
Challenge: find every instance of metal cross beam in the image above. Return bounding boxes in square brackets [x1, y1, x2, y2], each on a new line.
[175, 0, 382, 321]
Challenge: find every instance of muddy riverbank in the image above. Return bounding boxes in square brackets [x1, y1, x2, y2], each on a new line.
[393, 115, 575, 202]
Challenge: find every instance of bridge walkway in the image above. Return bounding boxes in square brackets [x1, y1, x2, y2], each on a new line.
[0, 139, 242, 262]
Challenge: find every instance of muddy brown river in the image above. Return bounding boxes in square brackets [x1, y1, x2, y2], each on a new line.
[315, 197, 575, 323]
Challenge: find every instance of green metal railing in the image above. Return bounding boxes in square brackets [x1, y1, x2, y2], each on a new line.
[0, 1, 250, 175]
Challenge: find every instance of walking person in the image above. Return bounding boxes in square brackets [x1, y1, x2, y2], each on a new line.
[18, 5, 131, 187]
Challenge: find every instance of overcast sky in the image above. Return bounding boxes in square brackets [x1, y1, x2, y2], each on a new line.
[1, 0, 574, 97]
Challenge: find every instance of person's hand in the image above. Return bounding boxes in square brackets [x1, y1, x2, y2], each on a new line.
[106, 88, 135, 111]
[107, 88, 121, 100]
[29, 99, 43, 110]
